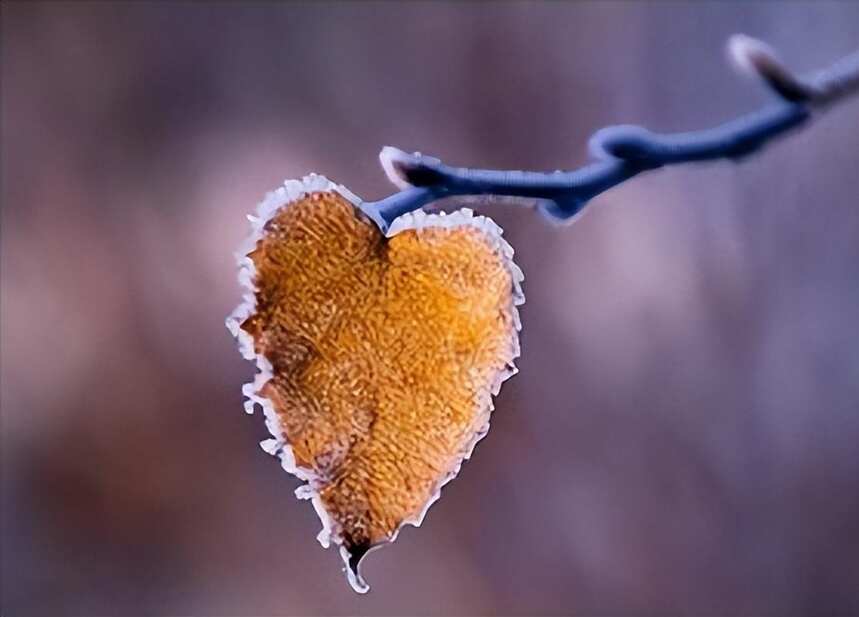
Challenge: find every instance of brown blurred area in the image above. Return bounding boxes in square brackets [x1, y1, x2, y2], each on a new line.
[2, 2, 859, 615]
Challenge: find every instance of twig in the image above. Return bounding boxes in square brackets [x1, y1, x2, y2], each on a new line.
[359, 35, 859, 233]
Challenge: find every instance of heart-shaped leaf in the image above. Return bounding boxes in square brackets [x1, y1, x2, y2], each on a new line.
[226, 175, 523, 592]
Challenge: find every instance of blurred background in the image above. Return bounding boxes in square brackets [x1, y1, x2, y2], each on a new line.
[3, 2, 859, 615]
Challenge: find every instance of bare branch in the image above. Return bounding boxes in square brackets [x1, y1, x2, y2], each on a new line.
[810, 48, 859, 106]
[363, 35, 859, 233]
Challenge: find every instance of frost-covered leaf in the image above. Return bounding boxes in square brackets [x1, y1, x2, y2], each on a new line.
[226, 177, 523, 592]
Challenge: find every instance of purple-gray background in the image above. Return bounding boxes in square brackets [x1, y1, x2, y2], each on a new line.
[3, 2, 859, 615]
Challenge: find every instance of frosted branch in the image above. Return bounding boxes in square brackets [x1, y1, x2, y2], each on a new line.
[361, 35, 859, 232]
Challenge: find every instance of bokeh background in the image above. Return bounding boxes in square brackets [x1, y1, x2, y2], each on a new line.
[3, 2, 859, 615]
